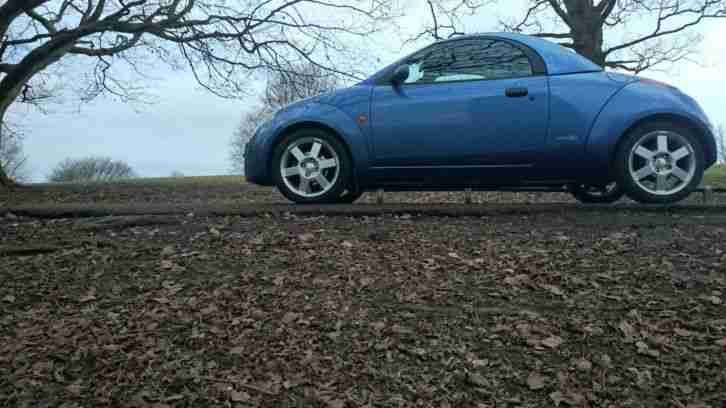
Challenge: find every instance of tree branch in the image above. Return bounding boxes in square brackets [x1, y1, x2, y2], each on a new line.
[605, 1, 726, 56]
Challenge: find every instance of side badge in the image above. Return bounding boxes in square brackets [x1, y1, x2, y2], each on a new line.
[357, 114, 368, 125]
[555, 134, 578, 143]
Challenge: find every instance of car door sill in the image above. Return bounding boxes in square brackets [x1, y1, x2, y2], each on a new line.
[370, 164, 534, 169]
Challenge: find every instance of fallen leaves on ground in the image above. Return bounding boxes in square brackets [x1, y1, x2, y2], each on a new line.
[1, 206, 725, 406]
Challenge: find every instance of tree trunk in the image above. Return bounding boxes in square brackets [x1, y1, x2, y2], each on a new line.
[0, 35, 79, 190]
[565, 3, 606, 67]
[0, 160, 16, 189]
[0, 109, 18, 189]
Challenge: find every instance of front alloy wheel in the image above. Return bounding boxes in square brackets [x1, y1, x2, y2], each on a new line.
[273, 130, 351, 204]
[615, 122, 704, 204]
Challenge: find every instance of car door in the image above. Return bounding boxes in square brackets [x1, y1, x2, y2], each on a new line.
[369, 37, 549, 186]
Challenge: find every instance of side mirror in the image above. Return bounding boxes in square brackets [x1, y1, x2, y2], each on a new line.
[390, 64, 410, 86]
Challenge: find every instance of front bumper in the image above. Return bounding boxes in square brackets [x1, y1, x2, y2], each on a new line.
[244, 126, 274, 186]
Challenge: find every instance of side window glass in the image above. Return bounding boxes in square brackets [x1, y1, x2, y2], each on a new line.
[401, 39, 534, 85]
[480, 40, 534, 79]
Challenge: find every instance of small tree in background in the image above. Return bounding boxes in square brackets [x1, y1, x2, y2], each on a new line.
[717, 124, 726, 164]
[230, 64, 339, 174]
[49, 157, 136, 183]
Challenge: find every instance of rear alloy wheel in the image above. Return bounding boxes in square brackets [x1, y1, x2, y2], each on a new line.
[273, 130, 350, 204]
[570, 182, 624, 204]
[615, 122, 704, 204]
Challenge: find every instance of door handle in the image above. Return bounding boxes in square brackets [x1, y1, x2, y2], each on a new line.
[505, 87, 529, 98]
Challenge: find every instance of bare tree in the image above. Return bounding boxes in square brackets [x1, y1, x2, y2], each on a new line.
[230, 63, 338, 174]
[501, 0, 726, 72]
[229, 107, 276, 175]
[0, 0, 398, 188]
[0, 122, 28, 182]
[48, 156, 135, 182]
[418, 1, 726, 72]
[407, 0, 492, 43]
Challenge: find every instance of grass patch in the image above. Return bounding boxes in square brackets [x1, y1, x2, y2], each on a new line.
[124, 175, 246, 185]
[37, 166, 726, 189]
[704, 164, 726, 188]
[32, 175, 247, 187]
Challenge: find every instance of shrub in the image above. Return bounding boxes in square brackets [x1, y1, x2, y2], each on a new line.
[49, 157, 136, 183]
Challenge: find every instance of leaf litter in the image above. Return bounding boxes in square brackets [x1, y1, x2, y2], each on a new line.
[1, 209, 725, 406]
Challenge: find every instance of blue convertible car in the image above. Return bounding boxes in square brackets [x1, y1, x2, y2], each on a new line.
[245, 33, 717, 204]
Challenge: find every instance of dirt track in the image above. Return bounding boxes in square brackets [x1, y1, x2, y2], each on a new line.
[1, 183, 726, 407]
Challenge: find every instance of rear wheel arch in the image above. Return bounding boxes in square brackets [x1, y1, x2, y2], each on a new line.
[269, 121, 358, 191]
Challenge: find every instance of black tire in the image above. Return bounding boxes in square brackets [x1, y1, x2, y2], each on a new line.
[570, 182, 625, 204]
[336, 191, 364, 204]
[614, 121, 704, 204]
[272, 129, 352, 204]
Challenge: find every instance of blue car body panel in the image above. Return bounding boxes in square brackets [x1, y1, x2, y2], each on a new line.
[537, 72, 632, 180]
[245, 86, 373, 186]
[367, 76, 549, 186]
[587, 81, 717, 173]
[244, 33, 716, 190]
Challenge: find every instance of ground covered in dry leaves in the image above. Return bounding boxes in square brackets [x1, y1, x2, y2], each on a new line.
[1, 183, 726, 407]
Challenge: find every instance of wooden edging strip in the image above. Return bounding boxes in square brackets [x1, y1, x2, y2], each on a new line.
[3, 202, 726, 220]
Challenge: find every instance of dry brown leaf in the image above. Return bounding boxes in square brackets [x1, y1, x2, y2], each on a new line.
[575, 358, 592, 371]
[65, 381, 83, 396]
[201, 304, 218, 315]
[470, 359, 489, 368]
[549, 391, 566, 406]
[298, 233, 314, 242]
[371, 321, 386, 332]
[674, 328, 696, 337]
[282, 312, 300, 324]
[526, 372, 547, 390]
[600, 354, 613, 368]
[326, 399, 345, 408]
[230, 390, 250, 402]
[543, 284, 565, 297]
[618, 321, 637, 338]
[636, 341, 660, 358]
[467, 372, 489, 388]
[79, 291, 96, 303]
[504, 274, 530, 286]
[541, 335, 563, 349]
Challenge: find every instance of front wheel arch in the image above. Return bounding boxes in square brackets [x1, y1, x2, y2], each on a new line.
[610, 113, 715, 174]
[268, 121, 359, 192]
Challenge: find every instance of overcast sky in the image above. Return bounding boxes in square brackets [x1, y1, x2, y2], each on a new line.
[13, 1, 726, 181]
